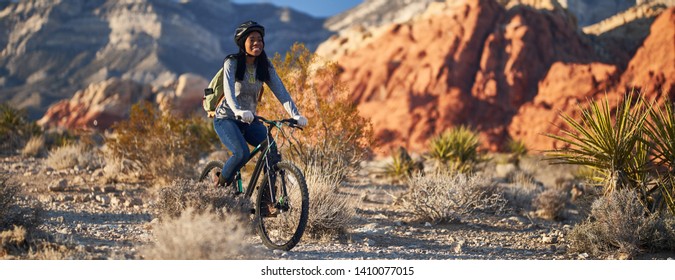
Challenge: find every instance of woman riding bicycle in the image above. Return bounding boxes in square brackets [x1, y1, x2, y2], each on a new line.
[213, 20, 308, 188]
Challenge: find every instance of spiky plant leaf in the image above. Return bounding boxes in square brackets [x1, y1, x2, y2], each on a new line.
[546, 93, 650, 194]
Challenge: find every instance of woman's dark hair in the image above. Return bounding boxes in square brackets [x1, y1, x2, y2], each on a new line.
[231, 50, 270, 82]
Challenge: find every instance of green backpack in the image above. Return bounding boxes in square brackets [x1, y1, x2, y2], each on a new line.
[203, 67, 225, 118]
[202, 61, 265, 118]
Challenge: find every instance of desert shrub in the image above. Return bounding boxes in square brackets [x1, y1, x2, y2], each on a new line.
[1, 226, 28, 257]
[153, 179, 250, 219]
[568, 189, 675, 259]
[427, 125, 482, 173]
[302, 163, 356, 238]
[533, 188, 568, 220]
[106, 102, 217, 185]
[258, 43, 373, 176]
[21, 135, 46, 157]
[499, 171, 544, 212]
[383, 147, 416, 182]
[44, 143, 102, 171]
[403, 172, 507, 223]
[0, 103, 41, 153]
[142, 207, 255, 260]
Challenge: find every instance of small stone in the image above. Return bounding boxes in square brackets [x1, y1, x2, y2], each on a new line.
[424, 222, 432, 227]
[48, 179, 68, 192]
[579, 253, 589, 259]
[38, 195, 53, 203]
[102, 185, 117, 193]
[111, 197, 125, 207]
[72, 176, 86, 185]
[23, 170, 38, 176]
[45, 166, 54, 172]
[541, 234, 557, 244]
[96, 195, 110, 205]
[124, 197, 142, 207]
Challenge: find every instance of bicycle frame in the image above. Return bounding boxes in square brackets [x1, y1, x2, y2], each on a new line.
[236, 117, 299, 200]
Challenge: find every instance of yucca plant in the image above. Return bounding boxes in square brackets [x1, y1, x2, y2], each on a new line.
[546, 93, 651, 195]
[427, 125, 481, 173]
[644, 98, 675, 215]
[505, 138, 528, 167]
[384, 147, 415, 180]
[644, 98, 675, 172]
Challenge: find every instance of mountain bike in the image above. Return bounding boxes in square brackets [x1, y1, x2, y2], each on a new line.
[198, 116, 309, 251]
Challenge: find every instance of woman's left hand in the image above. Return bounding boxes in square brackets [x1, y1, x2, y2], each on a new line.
[293, 115, 308, 128]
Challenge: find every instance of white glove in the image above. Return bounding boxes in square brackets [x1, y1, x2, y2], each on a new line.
[293, 115, 308, 127]
[234, 109, 254, 123]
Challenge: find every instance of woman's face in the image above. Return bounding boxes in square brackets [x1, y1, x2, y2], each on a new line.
[245, 31, 263, 57]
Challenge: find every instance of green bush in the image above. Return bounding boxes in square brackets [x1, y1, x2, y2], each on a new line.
[106, 102, 218, 185]
[0, 103, 41, 153]
[427, 125, 482, 173]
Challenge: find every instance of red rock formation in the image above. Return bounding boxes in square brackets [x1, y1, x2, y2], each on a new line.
[37, 78, 152, 130]
[336, 0, 673, 155]
[617, 7, 675, 98]
[337, 0, 605, 153]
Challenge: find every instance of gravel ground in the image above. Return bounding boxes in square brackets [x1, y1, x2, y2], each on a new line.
[1, 155, 665, 260]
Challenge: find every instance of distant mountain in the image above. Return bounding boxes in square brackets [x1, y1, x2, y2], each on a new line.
[0, 0, 331, 119]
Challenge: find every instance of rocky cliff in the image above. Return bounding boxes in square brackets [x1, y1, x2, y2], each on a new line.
[0, 0, 331, 119]
[333, 0, 674, 154]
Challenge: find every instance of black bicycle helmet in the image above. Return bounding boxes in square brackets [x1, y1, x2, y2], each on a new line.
[234, 20, 265, 50]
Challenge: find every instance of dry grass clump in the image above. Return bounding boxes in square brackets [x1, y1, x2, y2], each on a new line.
[21, 135, 46, 157]
[403, 172, 507, 223]
[569, 189, 675, 259]
[154, 179, 251, 219]
[106, 102, 217, 186]
[142, 207, 255, 260]
[303, 164, 356, 238]
[533, 188, 568, 220]
[45, 143, 102, 171]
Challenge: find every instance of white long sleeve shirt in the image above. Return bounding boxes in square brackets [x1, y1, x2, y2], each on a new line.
[215, 58, 301, 119]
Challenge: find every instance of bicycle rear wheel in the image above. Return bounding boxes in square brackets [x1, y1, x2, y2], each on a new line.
[256, 161, 309, 251]
[198, 160, 224, 184]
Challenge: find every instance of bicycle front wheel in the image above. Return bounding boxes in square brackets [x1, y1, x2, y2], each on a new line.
[256, 161, 309, 251]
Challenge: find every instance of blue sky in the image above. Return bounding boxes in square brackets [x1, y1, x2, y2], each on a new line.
[231, 0, 363, 18]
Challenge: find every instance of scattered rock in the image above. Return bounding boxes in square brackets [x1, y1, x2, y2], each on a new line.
[541, 234, 557, 244]
[96, 195, 111, 205]
[72, 176, 86, 185]
[48, 179, 68, 192]
[124, 197, 142, 207]
[111, 197, 126, 207]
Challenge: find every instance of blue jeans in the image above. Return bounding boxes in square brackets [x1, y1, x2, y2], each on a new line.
[213, 118, 276, 184]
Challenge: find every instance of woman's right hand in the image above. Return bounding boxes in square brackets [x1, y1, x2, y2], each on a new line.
[234, 109, 254, 123]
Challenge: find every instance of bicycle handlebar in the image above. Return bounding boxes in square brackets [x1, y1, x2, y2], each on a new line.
[235, 115, 303, 129]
